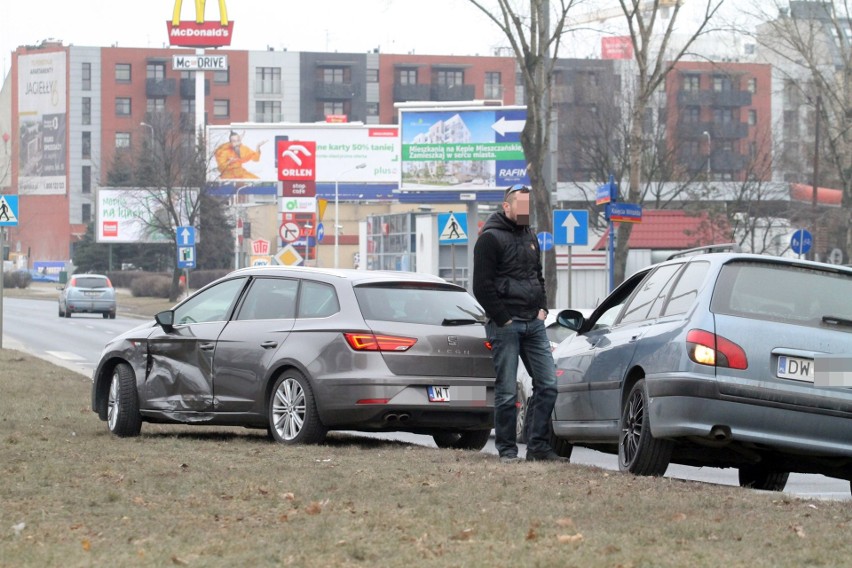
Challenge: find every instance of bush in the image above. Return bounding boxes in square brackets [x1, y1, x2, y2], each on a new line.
[130, 275, 172, 298]
[3, 270, 32, 289]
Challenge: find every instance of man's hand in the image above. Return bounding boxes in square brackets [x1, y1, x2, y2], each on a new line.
[537, 309, 547, 320]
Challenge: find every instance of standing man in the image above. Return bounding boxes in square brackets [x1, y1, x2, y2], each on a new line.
[214, 131, 266, 180]
[473, 184, 566, 463]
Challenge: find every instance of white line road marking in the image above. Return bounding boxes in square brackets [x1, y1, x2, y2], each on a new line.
[44, 351, 86, 361]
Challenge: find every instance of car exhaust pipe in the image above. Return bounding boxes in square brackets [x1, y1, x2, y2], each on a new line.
[384, 413, 399, 422]
[710, 425, 731, 441]
[398, 413, 410, 422]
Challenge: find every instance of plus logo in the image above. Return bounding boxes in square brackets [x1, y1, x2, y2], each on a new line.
[277, 141, 317, 181]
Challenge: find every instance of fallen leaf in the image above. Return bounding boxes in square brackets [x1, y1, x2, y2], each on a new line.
[556, 518, 575, 528]
[171, 555, 189, 566]
[258, 487, 269, 495]
[672, 513, 687, 522]
[791, 525, 806, 538]
[132, 497, 146, 506]
[81, 538, 91, 552]
[526, 528, 538, 541]
[451, 528, 474, 541]
[12, 522, 26, 536]
[282, 492, 295, 501]
[305, 501, 323, 515]
[557, 533, 584, 544]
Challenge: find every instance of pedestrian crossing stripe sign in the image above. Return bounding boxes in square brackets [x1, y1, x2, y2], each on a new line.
[0, 195, 19, 227]
[438, 212, 468, 244]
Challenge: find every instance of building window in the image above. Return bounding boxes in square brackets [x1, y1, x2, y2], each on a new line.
[116, 97, 131, 116]
[436, 70, 464, 86]
[321, 101, 346, 116]
[321, 67, 347, 84]
[683, 74, 700, 92]
[366, 102, 379, 116]
[213, 67, 230, 84]
[256, 67, 281, 94]
[367, 68, 379, 82]
[82, 132, 91, 159]
[255, 100, 281, 122]
[82, 62, 91, 91]
[115, 63, 131, 83]
[146, 98, 166, 113]
[82, 166, 91, 194]
[683, 106, 700, 123]
[747, 78, 757, 93]
[146, 63, 166, 80]
[396, 68, 417, 85]
[82, 97, 91, 125]
[180, 99, 195, 114]
[213, 99, 230, 118]
[749, 141, 758, 158]
[82, 203, 92, 224]
[115, 132, 131, 149]
[713, 108, 735, 124]
[712, 75, 733, 92]
[485, 71, 502, 99]
[748, 109, 757, 126]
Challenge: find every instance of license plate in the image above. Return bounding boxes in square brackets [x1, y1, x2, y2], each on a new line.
[777, 356, 814, 382]
[428, 386, 451, 402]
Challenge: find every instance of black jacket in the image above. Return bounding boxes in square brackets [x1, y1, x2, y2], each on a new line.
[472, 211, 547, 326]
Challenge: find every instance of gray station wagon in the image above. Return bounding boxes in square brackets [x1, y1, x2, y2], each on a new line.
[551, 246, 852, 491]
[91, 266, 496, 449]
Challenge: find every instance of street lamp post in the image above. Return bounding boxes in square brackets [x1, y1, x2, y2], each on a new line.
[233, 186, 249, 270]
[334, 163, 367, 268]
[702, 130, 712, 180]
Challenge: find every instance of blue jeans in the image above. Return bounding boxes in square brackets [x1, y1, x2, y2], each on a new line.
[486, 318, 557, 456]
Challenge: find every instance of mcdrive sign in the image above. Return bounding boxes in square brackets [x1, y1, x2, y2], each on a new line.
[167, 0, 234, 48]
[277, 141, 317, 181]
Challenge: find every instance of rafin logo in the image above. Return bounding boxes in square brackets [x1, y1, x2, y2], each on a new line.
[499, 168, 528, 177]
[167, 0, 234, 48]
[277, 141, 317, 182]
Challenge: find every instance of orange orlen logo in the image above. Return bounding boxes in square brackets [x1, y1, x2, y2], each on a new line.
[167, 0, 234, 48]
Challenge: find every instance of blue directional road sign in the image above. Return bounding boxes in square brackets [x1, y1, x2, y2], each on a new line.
[177, 226, 196, 246]
[0, 195, 19, 227]
[553, 210, 589, 246]
[537, 231, 554, 251]
[177, 245, 196, 269]
[790, 229, 813, 255]
[316, 222, 325, 243]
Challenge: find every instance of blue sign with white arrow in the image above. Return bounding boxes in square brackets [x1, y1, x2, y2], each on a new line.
[177, 226, 196, 246]
[553, 210, 589, 246]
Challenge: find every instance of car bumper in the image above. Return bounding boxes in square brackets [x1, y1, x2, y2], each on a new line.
[646, 374, 852, 458]
[67, 300, 116, 314]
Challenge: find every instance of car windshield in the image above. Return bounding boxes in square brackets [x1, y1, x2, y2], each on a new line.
[73, 277, 110, 289]
[355, 283, 486, 325]
[711, 261, 852, 327]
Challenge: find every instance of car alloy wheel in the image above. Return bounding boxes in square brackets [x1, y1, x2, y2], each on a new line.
[618, 379, 673, 476]
[432, 429, 492, 451]
[107, 362, 142, 437]
[268, 370, 326, 445]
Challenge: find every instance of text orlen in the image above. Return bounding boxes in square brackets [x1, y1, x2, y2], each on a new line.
[280, 168, 314, 178]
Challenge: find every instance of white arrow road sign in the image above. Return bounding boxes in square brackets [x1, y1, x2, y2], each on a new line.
[491, 117, 526, 136]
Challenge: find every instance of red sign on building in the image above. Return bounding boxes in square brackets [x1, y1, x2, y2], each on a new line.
[601, 36, 633, 60]
[167, 0, 233, 47]
[252, 238, 270, 255]
[282, 181, 317, 197]
[277, 141, 317, 181]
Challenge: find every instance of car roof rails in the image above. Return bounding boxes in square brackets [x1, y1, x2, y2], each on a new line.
[666, 243, 741, 261]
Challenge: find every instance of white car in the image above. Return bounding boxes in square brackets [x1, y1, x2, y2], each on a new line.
[516, 308, 591, 443]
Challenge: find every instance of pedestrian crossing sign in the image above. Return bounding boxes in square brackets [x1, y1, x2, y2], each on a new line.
[438, 212, 468, 245]
[0, 195, 19, 227]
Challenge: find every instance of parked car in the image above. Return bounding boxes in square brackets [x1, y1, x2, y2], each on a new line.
[59, 274, 117, 319]
[550, 245, 852, 491]
[91, 266, 495, 449]
[515, 308, 590, 444]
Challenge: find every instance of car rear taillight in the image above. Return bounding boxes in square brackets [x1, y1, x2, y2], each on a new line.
[686, 329, 748, 370]
[485, 341, 493, 351]
[344, 332, 416, 352]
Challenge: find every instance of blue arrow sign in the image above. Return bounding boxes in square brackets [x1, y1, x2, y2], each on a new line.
[790, 229, 812, 255]
[177, 226, 196, 246]
[537, 231, 554, 251]
[553, 210, 589, 246]
[316, 223, 325, 243]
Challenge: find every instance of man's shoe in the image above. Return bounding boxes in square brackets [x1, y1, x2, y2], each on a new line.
[500, 455, 522, 464]
[526, 451, 569, 463]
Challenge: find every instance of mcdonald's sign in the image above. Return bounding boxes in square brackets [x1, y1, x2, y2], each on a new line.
[167, 0, 234, 48]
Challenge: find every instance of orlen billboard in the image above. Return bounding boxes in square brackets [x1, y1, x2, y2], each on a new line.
[206, 124, 399, 183]
[398, 105, 529, 191]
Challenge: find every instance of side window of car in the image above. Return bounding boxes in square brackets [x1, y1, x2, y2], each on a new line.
[236, 277, 298, 321]
[298, 281, 340, 318]
[173, 277, 247, 325]
[619, 264, 682, 324]
[662, 261, 710, 316]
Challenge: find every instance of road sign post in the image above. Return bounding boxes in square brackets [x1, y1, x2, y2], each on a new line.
[790, 229, 813, 259]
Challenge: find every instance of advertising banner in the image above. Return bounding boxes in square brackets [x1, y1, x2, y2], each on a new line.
[399, 106, 529, 191]
[206, 124, 399, 184]
[17, 51, 67, 195]
[96, 188, 194, 243]
[168, 0, 233, 48]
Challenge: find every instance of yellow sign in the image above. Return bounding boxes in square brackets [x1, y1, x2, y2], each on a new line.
[274, 245, 304, 266]
[173, 0, 228, 25]
[317, 198, 328, 222]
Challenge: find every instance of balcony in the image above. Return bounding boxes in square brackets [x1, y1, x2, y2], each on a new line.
[180, 78, 210, 98]
[146, 78, 176, 97]
[314, 81, 357, 99]
[709, 121, 749, 139]
[711, 151, 747, 172]
[711, 90, 752, 107]
[430, 83, 475, 101]
[676, 90, 713, 106]
[393, 84, 433, 102]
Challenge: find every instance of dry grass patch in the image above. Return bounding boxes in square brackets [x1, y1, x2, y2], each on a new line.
[2, 349, 851, 567]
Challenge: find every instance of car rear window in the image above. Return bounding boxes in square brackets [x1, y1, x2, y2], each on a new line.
[354, 283, 486, 325]
[73, 276, 111, 289]
[711, 261, 852, 327]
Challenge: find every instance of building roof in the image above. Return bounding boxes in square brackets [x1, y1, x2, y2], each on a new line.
[593, 209, 730, 250]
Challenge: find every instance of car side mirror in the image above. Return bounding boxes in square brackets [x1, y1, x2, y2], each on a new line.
[556, 309, 585, 332]
[155, 310, 175, 331]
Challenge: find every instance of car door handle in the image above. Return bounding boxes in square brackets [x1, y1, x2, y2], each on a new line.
[199, 342, 215, 351]
[261, 341, 278, 349]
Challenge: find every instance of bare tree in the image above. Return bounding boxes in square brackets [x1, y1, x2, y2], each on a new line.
[465, 0, 579, 303]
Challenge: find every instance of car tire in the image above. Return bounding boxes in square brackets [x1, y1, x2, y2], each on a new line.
[102, 313, 109, 319]
[738, 465, 789, 492]
[618, 379, 673, 476]
[107, 362, 142, 437]
[64, 308, 71, 318]
[109, 312, 116, 319]
[268, 370, 327, 445]
[432, 429, 492, 451]
[58, 305, 64, 317]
